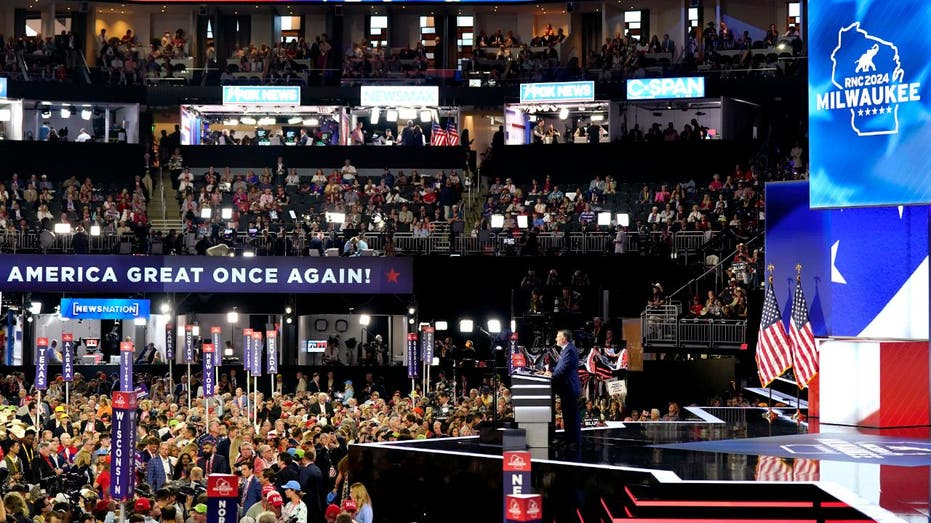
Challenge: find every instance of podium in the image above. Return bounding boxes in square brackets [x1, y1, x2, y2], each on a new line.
[511, 373, 552, 449]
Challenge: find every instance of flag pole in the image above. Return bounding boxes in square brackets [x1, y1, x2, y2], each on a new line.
[794, 263, 802, 425]
[766, 264, 775, 432]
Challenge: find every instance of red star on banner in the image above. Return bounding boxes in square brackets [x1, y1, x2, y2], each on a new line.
[386, 268, 400, 283]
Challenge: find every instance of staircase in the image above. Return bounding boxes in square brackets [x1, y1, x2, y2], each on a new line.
[149, 171, 181, 235]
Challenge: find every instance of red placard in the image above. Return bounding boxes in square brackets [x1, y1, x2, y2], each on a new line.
[503, 451, 531, 472]
[120, 341, 134, 351]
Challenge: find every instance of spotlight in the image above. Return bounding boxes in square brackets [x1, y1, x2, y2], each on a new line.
[458, 319, 474, 333]
[54, 223, 72, 234]
[510, 319, 516, 332]
[407, 306, 416, 315]
[490, 214, 504, 229]
[160, 302, 170, 314]
[227, 310, 238, 324]
[89, 225, 101, 236]
[191, 325, 200, 337]
[597, 212, 612, 226]
[386, 110, 398, 122]
[591, 114, 605, 122]
[398, 108, 417, 120]
[303, 118, 319, 126]
[558, 107, 569, 120]
[419, 110, 432, 122]
[616, 213, 630, 227]
[221, 208, 233, 220]
[286, 317, 293, 324]
[242, 251, 255, 257]
[516, 215, 529, 229]
[487, 319, 502, 333]
[200, 208, 212, 219]
[370, 108, 380, 124]
[408, 317, 415, 325]
[60, 107, 71, 118]
[258, 117, 275, 126]
[223, 118, 239, 126]
[241, 116, 257, 125]
[80, 108, 92, 120]
[359, 314, 371, 326]
[288, 116, 302, 125]
[434, 320, 448, 331]
[29, 302, 42, 315]
[285, 306, 293, 314]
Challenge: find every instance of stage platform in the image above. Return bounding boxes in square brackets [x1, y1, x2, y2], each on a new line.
[349, 407, 929, 523]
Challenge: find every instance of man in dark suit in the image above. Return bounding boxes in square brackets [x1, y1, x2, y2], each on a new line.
[307, 393, 333, 421]
[548, 329, 581, 450]
[32, 441, 62, 486]
[145, 442, 173, 491]
[661, 33, 675, 53]
[307, 373, 323, 394]
[238, 460, 262, 516]
[196, 440, 230, 474]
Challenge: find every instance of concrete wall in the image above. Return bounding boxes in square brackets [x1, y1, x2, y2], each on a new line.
[252, 14, 273, 50]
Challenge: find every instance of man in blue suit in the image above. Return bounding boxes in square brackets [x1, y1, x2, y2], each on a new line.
[238, 460, 263, 517]
[145, 442, 173, 491]
[548, 329, 581, 449]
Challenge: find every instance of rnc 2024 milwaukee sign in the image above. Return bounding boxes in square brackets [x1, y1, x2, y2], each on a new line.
[809, 0, 931, 208]
[0, 255, 412, 294]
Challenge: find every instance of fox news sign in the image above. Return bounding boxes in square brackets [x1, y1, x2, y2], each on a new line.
[626, 77, 705, 100]
[809, 0, 931, 207]
[222, 86, 301, 106]
[519, 81, 595, 104]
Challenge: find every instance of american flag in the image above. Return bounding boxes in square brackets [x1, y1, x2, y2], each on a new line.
[446, 121, 460, 146]
[790, 279, 818, 388]
[755, 455, 820, 481]
[431, 121, 447, 146]
[755, 280, 792, 387]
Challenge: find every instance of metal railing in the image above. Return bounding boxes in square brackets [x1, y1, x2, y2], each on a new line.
[641, 313, 747, 351]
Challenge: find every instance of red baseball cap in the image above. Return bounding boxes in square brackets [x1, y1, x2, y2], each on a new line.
[134, 498, 151, 513]
[266, 491, 283, 508]
[325, 504, 341, 520]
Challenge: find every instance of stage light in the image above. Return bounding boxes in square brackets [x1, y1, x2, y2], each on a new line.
[487, 319, 502, 333]
[616, 213, 630, 227]
[258, 117, 275, 126]
[516, 215, 529, 229]
[558, 107, 569, 120]
[288, 116, 302, 125]
[54, 223, 72, 234]
[386, 110, 398, 122]
[224, 346, 233, 356]
[370, 108, 380, 124]
[242, 251, 255, 257]
[303, 118, 318, 126]
[60, 107, 71, 118]
[325, 212, 345, 224]
[408, 306, 416, 315]
[0, 109, 11, 122]
[434, 320, 448, 331]
[200, 208, 212, 219]
[89, 225, 101, 236]
[227, 310, 239, 324]
[40, 102, 51, 118]
[221, 208, 233, 220]
[134, 318, 147, 326]
[29, 302, 42, 315]
[597, 212, 612, 226]
[490, 214, 504, 229]
[285, 306, 293, 314]
[591, 114, 605, 122]
[458, 319, 473, 333]
[223, 118, 239, 126]
[359, 314, 371, 326]
[510, 319, 516, 332]
[160, 302, 170, 314]
[408, 317, 415, 325]
[286, 317, 293, 324]
[80, 109, 92, 120]
[241, 116, 257, 125]
[419, 110, 432, 122]
[398, 108, 417, 120]
[192, 325, 200, 337]
[289, 210, 297, 220]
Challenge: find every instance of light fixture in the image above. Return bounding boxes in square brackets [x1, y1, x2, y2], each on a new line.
[516, 215, 529, 229]
[29, 302, 42, 315]
[408, 317, 415, 325]
[398, 108, 417, 120]
[458, 319, 474, 333]
[200, 208, 212, 219]
[487, 319, 502, 333]
[325, 212, 346, 224]
[160, 302, 170, 314]
[434, 320, 448, 331]
[227, 310, 239, 324]
[54, 223, 72, 234]
[407, 306, 416, 316]
[191, 325, 200, 337]
[286, 317, 293, 324]
[616, 213, 630, 227]
[359, 314, 371, 326]
[60, 107, 71, 118]
[134, 318, 148, 326]
[89, 225, 101, 236]
[370, 108, 380, 124]
[258, 117, 275, 126]
[0, 109, 11, 122]
[288, 116, 302, 125]
[558, 107, 569, 120]
[242, 251, 255, 257]
[510, 319, 516, 332]
[224, 346, 234, 356]
[221, 208, 233, 220]
[597, 212, 612, 226]
[303, 118, 319, 126]
[386, 110, 399, 122]
[591, 114, 605, 122]
[223, 118, 239, 126]
[80, 108, 92, 120]
[241, 116, 257, 125]
[419, 110, 432, 122]
[285, 306, 293, 314]
[490, 214, 504, 229]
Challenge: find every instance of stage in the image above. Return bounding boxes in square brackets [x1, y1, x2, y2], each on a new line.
[349, 407, 928, 522]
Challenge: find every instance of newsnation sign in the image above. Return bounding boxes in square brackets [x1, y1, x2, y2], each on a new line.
[0, 255, 412, 294]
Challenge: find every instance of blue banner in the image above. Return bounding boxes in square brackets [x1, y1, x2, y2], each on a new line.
[0, 255, 413, 294]
[407, 333, 419, 379]
[206, 475, 240, 523]
[119, 341, 134, 391]
[165, 324, 175, 361]
[809, 0, 931, 207]
[507, 333, 519, 376]
[36, 337, 48, 390]
[222, 85, 301, 105]
[203, 343, 215, 397]
[184, 326, 193, 363]
[0, 78, 7, 98]
[251, 332, 262, 377]
[243, 329, 253, 374]
[60, 298, 150, 320]
[421, 326, 434, 363]
[211, 327, 221, 362]
[266, 331, 278, 374]
[110, 391, 137, 500]
[519, 81, 595, 104]
[62, 333, 73, 382]
[626, 77, 705, 100]
[5, 311, 13, 366]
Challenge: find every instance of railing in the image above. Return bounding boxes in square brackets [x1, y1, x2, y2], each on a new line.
[641, 312, 747, 351]
[0, 231, 137, 254]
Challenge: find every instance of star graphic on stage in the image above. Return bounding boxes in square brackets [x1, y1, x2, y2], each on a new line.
[386, 268, 400, 283]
